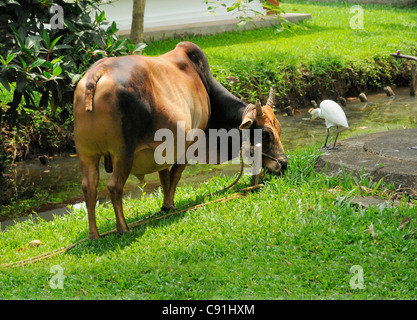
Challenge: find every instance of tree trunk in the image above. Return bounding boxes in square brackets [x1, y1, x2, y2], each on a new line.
[130, 0, 146, 44]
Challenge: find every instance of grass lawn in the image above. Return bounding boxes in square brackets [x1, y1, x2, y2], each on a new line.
[145, 0, 417, 105]
[1, 1, 417, 300]
[1, 146, 416, 299]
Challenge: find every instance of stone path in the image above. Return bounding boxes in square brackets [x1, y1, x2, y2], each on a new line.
[316, 128, 417, 189]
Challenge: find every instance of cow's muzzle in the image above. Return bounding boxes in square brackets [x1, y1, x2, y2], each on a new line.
[263, 152, 288, 174]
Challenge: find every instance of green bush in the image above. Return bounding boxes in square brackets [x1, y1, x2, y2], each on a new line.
[0, 0, 145, 126]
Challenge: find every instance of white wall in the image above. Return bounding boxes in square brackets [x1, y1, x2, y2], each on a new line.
[99, 0, 266, 32]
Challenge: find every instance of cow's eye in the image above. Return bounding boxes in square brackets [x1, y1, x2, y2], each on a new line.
[262, 130, 273, 142]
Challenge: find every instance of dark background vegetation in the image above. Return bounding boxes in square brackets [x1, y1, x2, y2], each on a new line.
[0, 0, 144, 164]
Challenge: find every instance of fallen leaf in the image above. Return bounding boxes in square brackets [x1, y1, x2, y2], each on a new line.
[17, 248, 26, 253]
[391, 193, 401, 201]
[328, 186, 343, 193]
[358, 126, 368, 130]
[81, 287, 89, 296]
[358, 185, 373, 194]
[284, 258, 293, 266]
[398, 216, 411, 231]
[29, 240, 44, 247]
[364, 222, 376, 239]
[370, 223, 376, 238]
[284, 287, 293, 296]
[226, 76, 239, 84]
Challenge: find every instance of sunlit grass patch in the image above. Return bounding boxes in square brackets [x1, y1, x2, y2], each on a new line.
[1, 145, 416, 299]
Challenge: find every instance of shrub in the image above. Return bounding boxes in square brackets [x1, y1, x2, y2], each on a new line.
[0, 0, 145, 126]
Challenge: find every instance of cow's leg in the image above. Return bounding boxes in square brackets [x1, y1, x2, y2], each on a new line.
[158, 168, 171, 210]
[107, 156, 132, 235]
[80, 154, 101, 240]
[160, 162, 187, 211]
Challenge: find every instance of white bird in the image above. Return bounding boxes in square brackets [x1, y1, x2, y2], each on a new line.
[309, 99, 349, 149]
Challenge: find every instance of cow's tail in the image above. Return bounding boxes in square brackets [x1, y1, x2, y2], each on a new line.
[84, 70, 104, 112]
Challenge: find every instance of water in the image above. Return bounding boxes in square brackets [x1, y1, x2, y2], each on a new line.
[1, 87, 416, 230]
[0, 160, 241, 231]
[279, 87, 417, 150]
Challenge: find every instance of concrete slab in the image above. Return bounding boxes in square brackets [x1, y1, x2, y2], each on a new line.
[316, 128, 417, 189]
[118, 13, 312, 41]
[351, 195, 413, 209]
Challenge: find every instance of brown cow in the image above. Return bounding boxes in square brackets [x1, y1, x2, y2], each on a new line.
[73, 42, 287, 240]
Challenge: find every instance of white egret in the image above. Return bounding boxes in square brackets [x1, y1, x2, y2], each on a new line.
[309, 99, 349, 149]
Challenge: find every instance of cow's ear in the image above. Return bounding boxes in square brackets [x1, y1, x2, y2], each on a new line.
[239, 117, 253, 130]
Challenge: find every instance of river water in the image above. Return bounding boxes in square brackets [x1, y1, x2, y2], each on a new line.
[1, 87, 416, 230]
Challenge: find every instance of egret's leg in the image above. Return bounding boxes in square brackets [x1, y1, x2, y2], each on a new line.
[333, 126, 340, 148]
[327, 126, 340, 150]
[323, 128, 330, 148]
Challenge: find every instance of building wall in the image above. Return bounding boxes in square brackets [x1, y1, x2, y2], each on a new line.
[99, 0, 265, 33]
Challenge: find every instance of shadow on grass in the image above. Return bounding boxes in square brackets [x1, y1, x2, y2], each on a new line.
[65, 179, 251, 258]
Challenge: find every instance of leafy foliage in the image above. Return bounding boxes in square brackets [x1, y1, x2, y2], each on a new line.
[0, 0, 145, 126]
[204, 0, 283, 28]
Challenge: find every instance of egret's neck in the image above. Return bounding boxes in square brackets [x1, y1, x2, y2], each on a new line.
[312, 108, 321, 119]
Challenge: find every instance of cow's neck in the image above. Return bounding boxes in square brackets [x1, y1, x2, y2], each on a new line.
[206, 78, 247, 131]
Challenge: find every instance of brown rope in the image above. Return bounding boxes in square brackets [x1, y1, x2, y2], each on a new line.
[1, 185, 262, 269]
[1, 150, 263, 269]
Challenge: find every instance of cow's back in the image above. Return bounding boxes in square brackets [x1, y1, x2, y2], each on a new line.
[73, 47, 210, 176]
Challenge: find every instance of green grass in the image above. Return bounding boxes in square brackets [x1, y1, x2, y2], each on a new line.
[1, 1, 417, 300]
[1, 146, 416, 299]
[144, 1, 417, 103]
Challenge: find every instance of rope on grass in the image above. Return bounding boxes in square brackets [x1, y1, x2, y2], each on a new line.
[0, 149, 263, 269]
[1, 184, 263, 269]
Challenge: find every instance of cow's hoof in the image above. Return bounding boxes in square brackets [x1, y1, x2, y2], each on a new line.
[161, 204, 176, 212]
[117, 227, 129, 236]
[88, 232, 100, 240]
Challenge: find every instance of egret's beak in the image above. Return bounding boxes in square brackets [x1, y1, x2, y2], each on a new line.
[308, 108, 314, 123]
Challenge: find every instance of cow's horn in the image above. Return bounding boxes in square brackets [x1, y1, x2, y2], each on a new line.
[255, 99, 263, 116]
[266, 85, 276, 107]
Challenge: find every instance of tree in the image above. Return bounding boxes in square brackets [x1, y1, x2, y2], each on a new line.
[130, 0, 146, 44]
